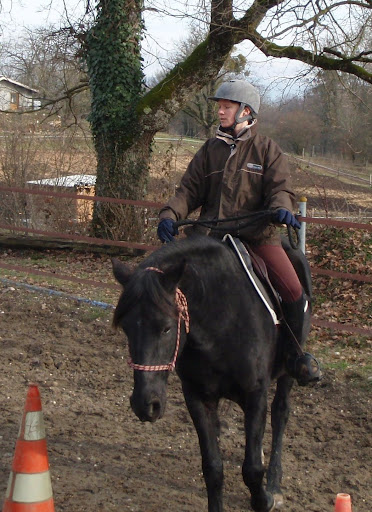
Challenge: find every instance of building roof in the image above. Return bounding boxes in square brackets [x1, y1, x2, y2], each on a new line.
[27, 175, 96, 188]
[0, 76, 40, 94]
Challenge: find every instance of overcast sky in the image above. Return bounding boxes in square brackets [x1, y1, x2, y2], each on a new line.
[1, 0, 189, 74]
[1, 0, 307, 99]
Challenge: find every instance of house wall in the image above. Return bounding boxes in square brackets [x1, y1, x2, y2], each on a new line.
[0, 85, 12, 110]
[75, 186, 95, 223]
[0, 83, 40, 111]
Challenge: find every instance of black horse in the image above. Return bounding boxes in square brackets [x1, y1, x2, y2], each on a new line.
[112, 235, 312, 512]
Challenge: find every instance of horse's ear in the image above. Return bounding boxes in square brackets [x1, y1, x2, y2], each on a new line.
[111, 258, 133, 286]
[160, 260, 186, 293]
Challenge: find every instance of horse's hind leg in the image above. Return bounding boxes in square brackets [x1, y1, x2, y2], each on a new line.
[242, 388, 274, 512]
[182, 383, 223, 512]
[266, 374, 294, 508]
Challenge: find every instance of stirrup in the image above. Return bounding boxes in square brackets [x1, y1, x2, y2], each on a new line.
[292, 352, 322, 386]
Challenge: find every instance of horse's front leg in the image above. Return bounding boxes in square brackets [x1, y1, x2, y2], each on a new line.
[266, 374, 294, 508]
[242, 388, 274, 512]
[182, 382, 223, 512]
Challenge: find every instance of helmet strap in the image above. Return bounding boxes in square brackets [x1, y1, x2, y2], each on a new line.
[223, 103, 253, 131]
[218, 102, 257, 134]
[235, 102, 252, 124]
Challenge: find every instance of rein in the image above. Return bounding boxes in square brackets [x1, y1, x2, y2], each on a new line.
[174, 210, 300, 249]
[174, 210, 272, 229]
[127, 267, 190, 372]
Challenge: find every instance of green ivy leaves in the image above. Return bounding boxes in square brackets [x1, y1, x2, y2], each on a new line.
[85, 0, 145, 143]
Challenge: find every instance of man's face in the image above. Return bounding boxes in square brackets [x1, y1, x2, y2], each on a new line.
[217, 99, 240, 129]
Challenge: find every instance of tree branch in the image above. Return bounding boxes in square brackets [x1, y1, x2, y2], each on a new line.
[241, 29, 372, 84]
[135, 0, 372, 132]
[41, 81, 89, 107]
[137, 35, 233, 131]
[324, 47, 372, 63]
[0, 81, 90, 116]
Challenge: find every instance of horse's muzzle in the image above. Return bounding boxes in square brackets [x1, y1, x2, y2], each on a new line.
[130, 393, 164, 422]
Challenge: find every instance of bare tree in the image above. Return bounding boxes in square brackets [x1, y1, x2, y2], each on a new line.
[85, 0, 370, 239]
[319, 72, 371, 161]
[1, 0, 371, 239]
[0, 26, 90, 126]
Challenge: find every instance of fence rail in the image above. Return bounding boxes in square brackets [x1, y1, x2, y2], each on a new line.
[0, 184, 370, 336]
[287, 154, 371, 186]
[1, 185, 371, 230]
[0, 184, 162, 208]
[0, 222, 156, 252]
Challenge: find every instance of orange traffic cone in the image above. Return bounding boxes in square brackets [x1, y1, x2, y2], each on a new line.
[334, 493, 352, 512]
[2, 384, 55, 512]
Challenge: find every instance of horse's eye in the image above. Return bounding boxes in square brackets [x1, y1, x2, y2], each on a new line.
[162, 326, 171, 335]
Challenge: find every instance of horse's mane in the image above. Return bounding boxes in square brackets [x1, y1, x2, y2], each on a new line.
[139, 235, 229, 272]
[113, 236, 232, 327]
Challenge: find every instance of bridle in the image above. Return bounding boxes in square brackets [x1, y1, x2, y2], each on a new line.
[127, 267, 190, 372]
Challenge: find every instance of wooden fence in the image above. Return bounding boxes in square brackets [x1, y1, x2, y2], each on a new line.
[0, 184, 371, 336]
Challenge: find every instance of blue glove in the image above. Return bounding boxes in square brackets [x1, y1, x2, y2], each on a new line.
[157, 218, 179, 243]
[274, 209, 301, 229]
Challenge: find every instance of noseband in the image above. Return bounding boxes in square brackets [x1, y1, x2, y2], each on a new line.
[127, 267, 190, 372]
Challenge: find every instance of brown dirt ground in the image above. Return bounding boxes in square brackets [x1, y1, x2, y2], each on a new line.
[0, 284, 370, 512]
[0, 150, 371, 511]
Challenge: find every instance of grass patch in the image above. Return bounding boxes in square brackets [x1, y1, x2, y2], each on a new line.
[309, 328, 372, 388]
[77, 307, 113, 324]
[0, 267, 118, 306]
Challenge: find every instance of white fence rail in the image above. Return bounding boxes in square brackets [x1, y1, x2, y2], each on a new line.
[288, 154, 371, 186]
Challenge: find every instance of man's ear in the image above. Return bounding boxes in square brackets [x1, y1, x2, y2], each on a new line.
[111, 258, 133, 287]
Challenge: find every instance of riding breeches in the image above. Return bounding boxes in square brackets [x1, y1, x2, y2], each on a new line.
[253, 244, 302, 303]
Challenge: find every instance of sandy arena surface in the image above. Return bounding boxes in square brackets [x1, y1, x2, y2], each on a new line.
[0, 284, 370, 511]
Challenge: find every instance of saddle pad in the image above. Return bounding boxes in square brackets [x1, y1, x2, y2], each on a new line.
[223, 234, 280, 325]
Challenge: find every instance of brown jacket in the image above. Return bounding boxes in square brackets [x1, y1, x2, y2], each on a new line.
[160, 125, 297, 246]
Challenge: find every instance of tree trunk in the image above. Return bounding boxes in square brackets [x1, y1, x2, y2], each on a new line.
[92, 133, 154, 240]
[85, 0, 147, 240]
[85, 1, 234, 240]
[0, 234, 145, 256]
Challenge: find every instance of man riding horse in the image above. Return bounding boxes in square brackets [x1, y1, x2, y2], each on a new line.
[157, 79, 320, 386]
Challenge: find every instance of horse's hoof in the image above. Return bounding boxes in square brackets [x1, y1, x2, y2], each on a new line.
[265, 495, 276, 512]
[268, 501, 276, 512]
[272, 493, 284, 509]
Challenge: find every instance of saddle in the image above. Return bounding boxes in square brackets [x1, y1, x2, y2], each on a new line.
[223, 234, 282, 325]
[223, 235, 322, 384]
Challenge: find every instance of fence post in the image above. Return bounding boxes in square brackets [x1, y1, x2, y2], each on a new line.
[298, 196, 307, 254]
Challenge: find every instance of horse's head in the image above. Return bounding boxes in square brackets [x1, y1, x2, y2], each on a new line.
[112, 257, 188, 422]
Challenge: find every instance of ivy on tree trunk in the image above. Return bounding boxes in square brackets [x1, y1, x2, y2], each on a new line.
[85, 0, 148, 239]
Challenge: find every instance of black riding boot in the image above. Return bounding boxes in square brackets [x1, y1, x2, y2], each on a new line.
[281, 294, 321, 386]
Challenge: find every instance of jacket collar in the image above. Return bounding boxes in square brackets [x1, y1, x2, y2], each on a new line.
[215, 119, 257, 145]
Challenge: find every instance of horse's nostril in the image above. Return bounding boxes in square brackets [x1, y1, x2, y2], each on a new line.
[130, 391, 164, 422]
[148, 398, 161, 421]
[152, 399, 161, 412]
